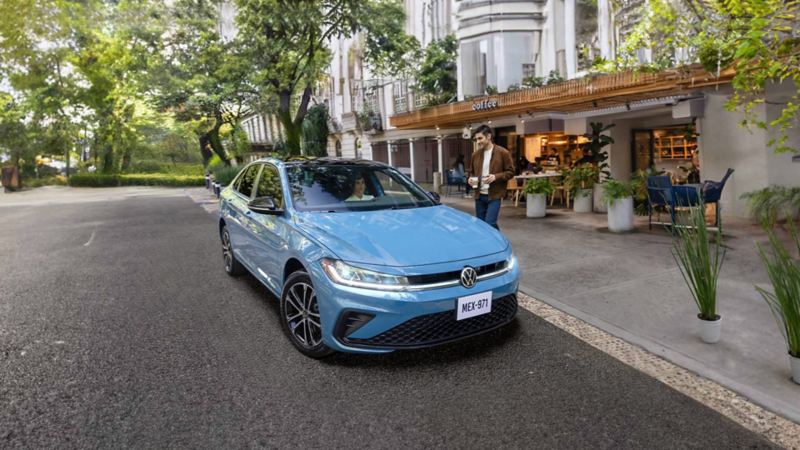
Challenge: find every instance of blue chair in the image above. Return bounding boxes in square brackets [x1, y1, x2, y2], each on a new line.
[646, 175, 708, 231]
[646, 176, 676, 229]
[445, 169, 467, 196]
[701, 168, 734, 231]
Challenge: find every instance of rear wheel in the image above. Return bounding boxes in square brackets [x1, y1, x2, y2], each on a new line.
[221, 225, 246, 276]
[280, 271, 334, 358]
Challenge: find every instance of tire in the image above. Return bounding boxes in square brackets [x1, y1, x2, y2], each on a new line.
[221, 225, 246, 276]
[280, 271, 334, 358]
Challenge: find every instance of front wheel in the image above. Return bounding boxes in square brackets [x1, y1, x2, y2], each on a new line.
[280, 271, 334, 358]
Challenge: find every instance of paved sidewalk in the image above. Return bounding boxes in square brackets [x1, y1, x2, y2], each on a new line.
[441, 194, 800, 424]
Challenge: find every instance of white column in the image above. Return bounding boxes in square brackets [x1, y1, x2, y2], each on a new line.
[565, 0, 576, 78]
[387, 140, 394, 168]
[598, 0, 612, 60]
[437, 136, 444, 176]
[409, 138, 416, 181]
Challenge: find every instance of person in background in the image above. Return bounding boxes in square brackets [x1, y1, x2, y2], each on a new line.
[452, 154, 471, 196]
[546, 147, 561, 166]
[466, 124, 515, 230]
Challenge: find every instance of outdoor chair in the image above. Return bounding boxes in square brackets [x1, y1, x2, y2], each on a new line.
[700, 168, 734, 231]
[550, 177, 570, 208]
[445, 169, 467, 196]
[506, 178, 524, 207]
[646, 175, 707, 231]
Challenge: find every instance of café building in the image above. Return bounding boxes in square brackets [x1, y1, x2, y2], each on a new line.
[387, 66, 799, 218]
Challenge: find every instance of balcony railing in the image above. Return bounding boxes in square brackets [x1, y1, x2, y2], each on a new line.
[389, 65, 736, 129]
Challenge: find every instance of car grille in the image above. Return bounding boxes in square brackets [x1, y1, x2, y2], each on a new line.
[340, 294, 517, 349]
[405, 260, 508, 286]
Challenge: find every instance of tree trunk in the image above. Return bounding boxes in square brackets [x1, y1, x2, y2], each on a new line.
[207, 120, 230, 165]
[199, 134, 213, 166]
[101, 143, 114, 174]
[278, 86, 313, 155]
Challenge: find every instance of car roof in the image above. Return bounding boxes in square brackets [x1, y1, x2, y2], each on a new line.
[255, 156, 390, 169]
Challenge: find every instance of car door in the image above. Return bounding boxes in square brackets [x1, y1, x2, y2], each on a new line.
[247, 163, 288, 294]
[226, 163, 262, 269]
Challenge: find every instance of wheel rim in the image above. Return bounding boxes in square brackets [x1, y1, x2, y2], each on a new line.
[222, 229, 233, 272]
[284, 282, 322, 348]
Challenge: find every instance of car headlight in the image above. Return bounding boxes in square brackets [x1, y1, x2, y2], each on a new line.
[507, 254, 517, 272]
[320, 258, 409, 291]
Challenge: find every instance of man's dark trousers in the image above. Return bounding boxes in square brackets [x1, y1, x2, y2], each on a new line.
[475, 194, 501, 230]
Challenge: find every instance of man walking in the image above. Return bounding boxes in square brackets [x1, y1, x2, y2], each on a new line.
[466, 125, 515, 230]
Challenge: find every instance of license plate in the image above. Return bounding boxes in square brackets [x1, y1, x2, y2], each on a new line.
[456, 291, 492, 321]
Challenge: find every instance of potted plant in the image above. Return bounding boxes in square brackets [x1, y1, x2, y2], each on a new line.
[602, 179, 635, 232]
[756, 222, 800, 384]
[523, 178, 554, 218]
[564, 164, 598, 213]
[672, 204, 726, 343]
[581, 122, 615, 213]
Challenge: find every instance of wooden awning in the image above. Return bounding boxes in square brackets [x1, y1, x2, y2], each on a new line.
[389, 66, 735, 129]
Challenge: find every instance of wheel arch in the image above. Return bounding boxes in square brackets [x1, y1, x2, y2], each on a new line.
[283, 258, 307, 286]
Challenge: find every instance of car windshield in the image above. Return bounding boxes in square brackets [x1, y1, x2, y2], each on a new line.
[285, 163, 436, 212]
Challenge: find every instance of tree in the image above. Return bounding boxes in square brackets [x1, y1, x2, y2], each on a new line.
[302, 103, 330, 157]
[414, 35, 457, 106]
[148, 0, 255, 166]
[607, 0, 800, 153]
[235, 0, 415, 155]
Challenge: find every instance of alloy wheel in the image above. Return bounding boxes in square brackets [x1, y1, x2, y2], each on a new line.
[222, 229, 233, 272]
[283, 282, 322, 348]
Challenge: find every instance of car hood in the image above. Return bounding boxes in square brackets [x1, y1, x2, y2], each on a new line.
[294, 205, 508, 267]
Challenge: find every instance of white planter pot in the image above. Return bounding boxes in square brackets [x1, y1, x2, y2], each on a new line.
[593, 184, 607, 213]
[698, 314, 722, 344]
[607, 197, 635, 233]
[526, 193, 547, 218]
[791, 354, 800, 385]
[573, 189, 593, 213]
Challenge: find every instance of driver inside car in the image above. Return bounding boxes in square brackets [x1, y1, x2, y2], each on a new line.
[346, 175, 375, 202]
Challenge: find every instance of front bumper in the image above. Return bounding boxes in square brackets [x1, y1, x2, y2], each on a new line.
[308, 258, 520, 354]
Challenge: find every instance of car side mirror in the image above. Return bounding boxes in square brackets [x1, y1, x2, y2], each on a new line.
[428, 191, 441, 204]
[248, 196, 284, 215]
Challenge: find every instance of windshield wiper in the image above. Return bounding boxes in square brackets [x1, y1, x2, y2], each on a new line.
[390, 205, 418, 210]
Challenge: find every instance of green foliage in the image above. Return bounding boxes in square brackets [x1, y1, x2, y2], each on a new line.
[672, 204, 726, 321]
[602, 179, 634, 203]
[522, 76, 545, 89]
[206, 154, 224, 173]
[583, 122, 615, 180]
[414, 35, 458, 106]
[546, 70, 565, 85]
[211, 165, 243, 186]
[606, 0, 799, 154]
[302, 104, 330, 157]
[756, 222, 800, 357]
[68, 173, 204, 187]
[484, 85, 499, 95]
[632, 167, 666, 215]
[235, 0, 413, 155]
[563, 164, 599, 195]
[126, 160, 204, 176]
[523, 178, 554, 195]
[741, 186, 800, 226]
[24, 176, 68, 188]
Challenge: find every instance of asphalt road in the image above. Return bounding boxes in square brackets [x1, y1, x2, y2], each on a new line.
[0, 189, 775, 448]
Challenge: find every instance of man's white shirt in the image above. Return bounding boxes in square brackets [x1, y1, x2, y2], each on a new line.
[480, 145, 493, 195]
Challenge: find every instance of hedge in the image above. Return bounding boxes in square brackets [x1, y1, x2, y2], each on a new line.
[68, 173, 205, 187]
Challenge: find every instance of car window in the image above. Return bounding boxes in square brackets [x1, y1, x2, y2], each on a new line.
[235, 164, 261, 198]
[255, 164, 284, 208]
[285, 164, 435, 212]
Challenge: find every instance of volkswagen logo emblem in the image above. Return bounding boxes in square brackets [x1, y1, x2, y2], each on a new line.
[460, 266, 477, 288]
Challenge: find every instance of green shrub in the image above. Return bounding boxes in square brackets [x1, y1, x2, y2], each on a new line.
[756, 222, 800, 358]
[602, 179, 634, 204]
[672, 203, 725, 321]
[211, 165, 243, 186]
[24, 176, 67, 188]
[68, 174, 121, 187]
[68, 173, 204, 187]
[523, 178, 554, 195]
[741, 186, 800, 226]
[563, 164, 599, 196]
[128, 159, 165, 173]
[126, 160, 204, 176]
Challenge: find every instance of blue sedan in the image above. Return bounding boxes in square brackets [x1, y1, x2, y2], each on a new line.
[218, 157, 519, 357]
